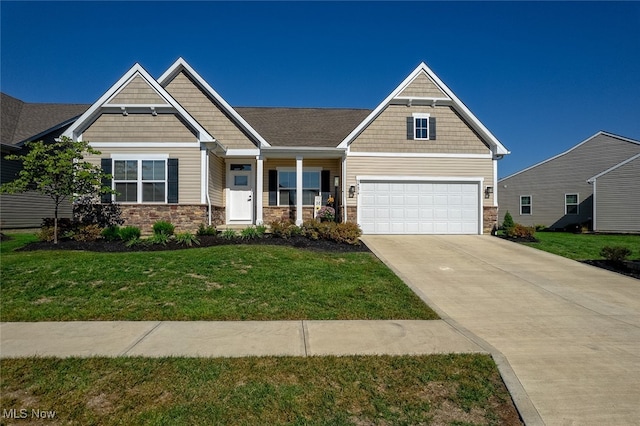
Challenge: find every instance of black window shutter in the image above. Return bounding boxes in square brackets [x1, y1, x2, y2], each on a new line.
[429, 117, 437, 140]
[268, 170, 277, 206]
[167, 158, 179, 203]
[407, 117, 414, 140]
[321, 170, 330, 193]
[101, 158, 112, 203]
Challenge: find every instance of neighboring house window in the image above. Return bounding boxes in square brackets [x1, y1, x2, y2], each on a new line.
[278, 169, 321, 206]
[113, 159, 167, 203]
[520, 195, 532, 215]
[408, 113, 437, 140]
[565, 194, 579, 215]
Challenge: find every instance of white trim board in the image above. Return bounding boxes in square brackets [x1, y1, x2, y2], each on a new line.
[347, 152, 492, 159]
[90, 142, 201, 148]
[587, 153, 640, 182]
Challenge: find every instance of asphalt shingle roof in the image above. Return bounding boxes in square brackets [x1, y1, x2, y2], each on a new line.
[1, 93, 89, 145]
[235, 107, 371, 148]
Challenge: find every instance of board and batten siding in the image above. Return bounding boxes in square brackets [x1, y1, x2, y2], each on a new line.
[261, 158, 340, 204]
[164, 71, 257, 150]
[106, 75, 167, 105]
[0, 193, 73, 229]
[593, 156, 640, 233]
[83, 113, 197, 143]
[87, 147, 202, 204]
[349, 105, 490, 154]
[345, 157, 494, 207]
[499, 133, 640, 229]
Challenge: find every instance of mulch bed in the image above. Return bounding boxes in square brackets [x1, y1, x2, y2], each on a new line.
[17, 235, 371, 254]
[581, 259, 640, 280]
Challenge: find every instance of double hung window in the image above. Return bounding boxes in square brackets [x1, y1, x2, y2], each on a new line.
[113, 159, 167, 203]
[520, 195, 532, 215]
[565, 194, 579, 215]
[278, 169, 321, 206]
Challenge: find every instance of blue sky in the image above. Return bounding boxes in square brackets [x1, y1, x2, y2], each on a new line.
[2, 1, 639, 178]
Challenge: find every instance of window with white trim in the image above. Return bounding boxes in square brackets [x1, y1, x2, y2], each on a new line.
[278, 169, 321, 206]
[413, 113, 430, 140]
[520, 195, 532, 215]
[113, 159, 167, 203]
[565, 194, 579, 215]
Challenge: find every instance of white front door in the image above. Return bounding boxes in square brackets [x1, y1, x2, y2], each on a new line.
[228, 164, 254, 223]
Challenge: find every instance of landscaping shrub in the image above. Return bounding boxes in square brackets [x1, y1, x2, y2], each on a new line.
[300, 220, 321, 240]
[330, 222, 362, 245]
[175, 232, 200, 247]
[147, 232, 170, 246]
[270, 219, 300, 239]
[69, 224, 103, 242]
[153, 221, 175, 236]
[101, 225, 121, 241]
[502, 211, 515, 233]
[219, 228, 237, 240]
[73, 195, 124, 228]
[316, 206, 335, 222]
[255, 224, 268, 236]
[119, 226, 141, 242]
[507, 223, 536, 239]
[600, 246, 632, 263]
[240, 226, 262, 240]
[38, 218, 75, 242]
[197, 223, 217, 236]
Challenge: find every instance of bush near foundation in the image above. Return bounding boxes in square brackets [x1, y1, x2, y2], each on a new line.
[600, 246, 632, 263]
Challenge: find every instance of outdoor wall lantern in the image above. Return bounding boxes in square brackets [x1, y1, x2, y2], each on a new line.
[334, 176, 340, 188]
[349, 185, 356, 198]
[484, 186, 494, 198]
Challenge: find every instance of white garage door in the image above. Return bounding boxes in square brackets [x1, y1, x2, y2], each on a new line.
[358, 180, 480, 234]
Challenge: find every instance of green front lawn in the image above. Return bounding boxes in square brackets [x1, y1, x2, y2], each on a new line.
[0, 236, 437, 322]
[522, 232, 640, 261]
[0, 355, 521, 425]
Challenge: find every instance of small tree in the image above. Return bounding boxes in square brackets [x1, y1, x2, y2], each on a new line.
[0, 136, 114, 243]
[502, 210, 515, 234]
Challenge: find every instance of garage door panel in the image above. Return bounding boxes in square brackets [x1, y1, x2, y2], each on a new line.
[359, 180, 480, 235]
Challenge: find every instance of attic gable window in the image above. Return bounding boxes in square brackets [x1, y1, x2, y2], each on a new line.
[408, 113, 436, 140]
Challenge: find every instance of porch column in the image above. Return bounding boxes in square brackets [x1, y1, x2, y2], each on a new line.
[255, 155, 264, 225]
[296, 156, 303, 226]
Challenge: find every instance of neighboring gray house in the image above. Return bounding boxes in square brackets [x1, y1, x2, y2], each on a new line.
[0, 93, 89, 229]
[499, 131, 640, 231]
[587, 153, 640, 233]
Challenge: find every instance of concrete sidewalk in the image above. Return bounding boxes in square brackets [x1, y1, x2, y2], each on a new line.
[0, 320, 485, 358]
[363, 235, 640, 426]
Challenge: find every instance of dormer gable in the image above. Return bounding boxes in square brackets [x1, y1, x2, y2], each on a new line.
[339, 62, 509, 157]
[159, 58, 270, 149]
[62, 63, 213, 142]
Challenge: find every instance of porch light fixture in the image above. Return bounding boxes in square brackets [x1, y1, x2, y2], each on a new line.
[349, 185, 355, 198]
[334, 176, 340, 188]
[484, 186, 494, 198]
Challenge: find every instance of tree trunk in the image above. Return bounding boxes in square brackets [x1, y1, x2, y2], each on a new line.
[54, 201, 59, 245]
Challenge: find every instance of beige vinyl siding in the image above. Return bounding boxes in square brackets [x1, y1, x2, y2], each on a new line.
[83, 113, 197, 143]
[165, 71, 257, 150]
[499, 134, 640, 229]
[87, 147, 202, 204]
[398, 73, 449, 98]
[0, 192, 72, 229]
[349, 105, 489, 154]
[106, 75, 167, 105]
[208, 153, 225, 206]
[262, 158, 340, 204]
[345, 157, 493, 207]
[594, 157, 640, 232]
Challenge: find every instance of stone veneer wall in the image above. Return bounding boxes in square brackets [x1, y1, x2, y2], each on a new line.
[119, 204, 217, 234]
[262, 207, 316, 223]
[345, 206, 358, 224]
[483, 206, 498, 234]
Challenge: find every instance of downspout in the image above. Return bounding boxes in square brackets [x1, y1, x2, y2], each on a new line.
[206, 149, 212, 226]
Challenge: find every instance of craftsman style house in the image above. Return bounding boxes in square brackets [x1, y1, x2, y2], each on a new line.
[60, 58, 509, 234]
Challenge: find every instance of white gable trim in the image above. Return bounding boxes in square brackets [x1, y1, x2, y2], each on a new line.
[158, 58, 271, 148]
[337, 62, 509, 156]
[500, 131, 640, 182]
[62, 63, 214, 143]
[587, 153, 640, 183]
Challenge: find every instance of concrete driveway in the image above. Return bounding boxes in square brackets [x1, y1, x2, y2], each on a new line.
[362, 235, 640, 426]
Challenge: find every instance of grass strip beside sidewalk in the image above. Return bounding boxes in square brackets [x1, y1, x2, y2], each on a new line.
[0, 355, 522, 425]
